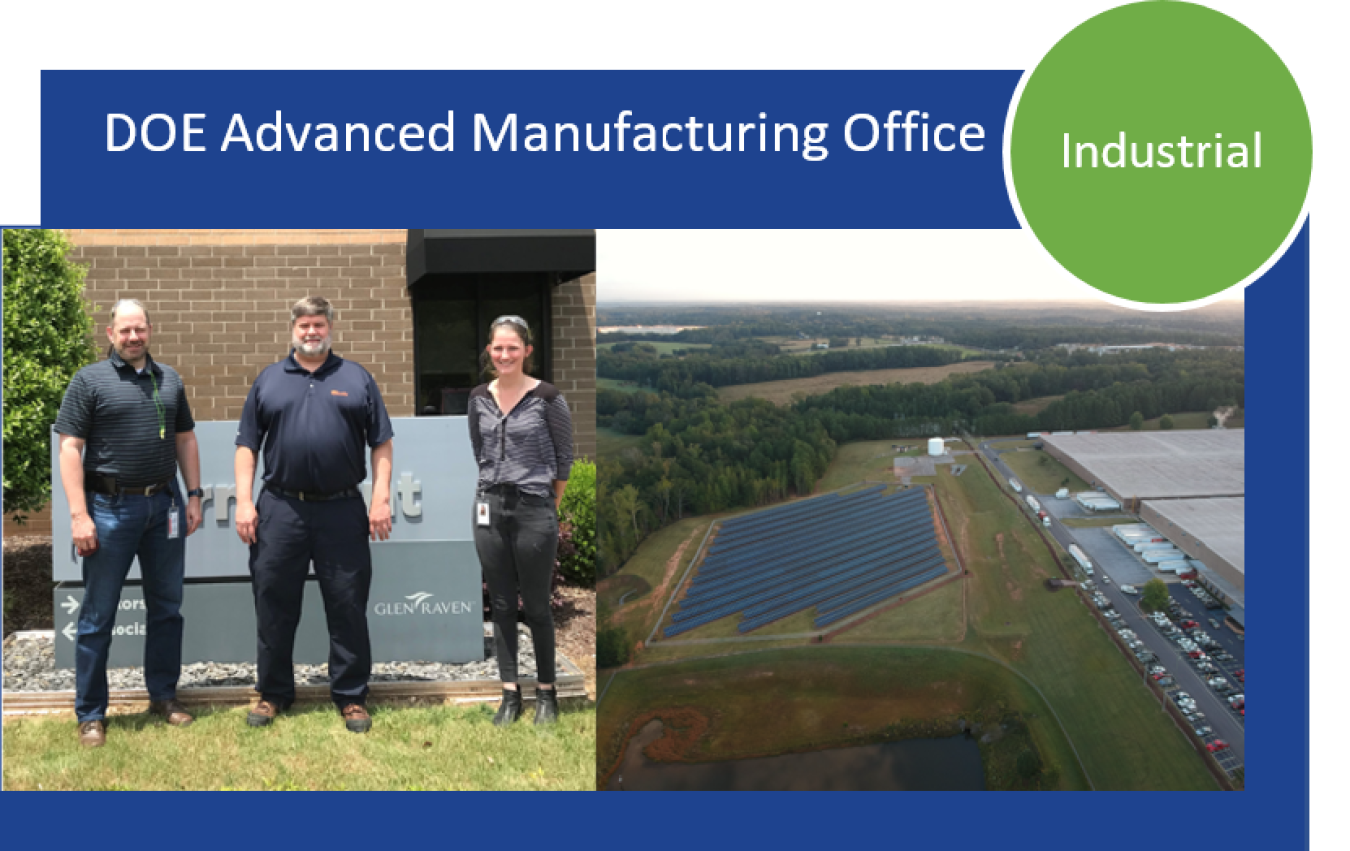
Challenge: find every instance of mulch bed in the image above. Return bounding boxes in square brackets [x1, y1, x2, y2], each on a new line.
[2, 536, 54, 633]
[3, 536, 596, 699]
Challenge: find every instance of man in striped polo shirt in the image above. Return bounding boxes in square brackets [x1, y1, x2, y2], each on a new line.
[55, 299, 203, 748]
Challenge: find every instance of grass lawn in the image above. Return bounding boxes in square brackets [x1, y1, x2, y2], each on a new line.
[597, 341, 710, 355]
[3, 702, 596, 790]
[1011, 395, 1063, 416]
[926, 454, 1216, 790]
[988, 439, 1037, 450]
[597, 646, 1088, 791]
[998, 448, 1091, 494]
[597, 377, 653, 394]
[717, 362, 995, 405]
[597, 517, 710, 647]
[815, 441, 902, 492]
[1104, 411, 1228, 432]
[832, 579, 965, 643]
[598, 426, 647, 459]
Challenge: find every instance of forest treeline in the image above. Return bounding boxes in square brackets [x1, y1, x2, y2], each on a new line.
[598, 348, 1243, 574]
[599, 310, 1243, 351]
[599, 339, 973, 391]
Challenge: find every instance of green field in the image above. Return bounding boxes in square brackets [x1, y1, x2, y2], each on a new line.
[597, 378, 653, 394]
[597, 341, 710, 355]
[1105, 411, 1237, 432]
[834, 579, 965, 643]
[998, 448, 1091, 494]
[597, 517, 711, 647]
[598, 647, 1088, 791]
[598, 426, 647, 460]
[4, 702, 596, 791]
[988, 439, 1037, 450]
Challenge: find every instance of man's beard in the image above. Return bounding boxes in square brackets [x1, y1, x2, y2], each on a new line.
[295, 337, 331, 357]
[114, 341, 148, 363]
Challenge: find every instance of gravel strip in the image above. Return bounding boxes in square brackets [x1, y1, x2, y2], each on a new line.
[2, 628, 537, 693]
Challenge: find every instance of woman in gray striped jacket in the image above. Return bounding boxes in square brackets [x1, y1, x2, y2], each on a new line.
[468, 316, 574, 726]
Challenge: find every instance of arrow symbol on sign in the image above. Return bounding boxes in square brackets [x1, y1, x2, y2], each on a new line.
[61, 595, 79, 615]
[62, 622, 77, 642]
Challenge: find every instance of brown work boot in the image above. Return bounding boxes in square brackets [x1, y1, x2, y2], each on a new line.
[247, 698, 280, 728]
[78, 719, 106, 748]
[148, 699, 194, 727]
[340, 703, 372, 734]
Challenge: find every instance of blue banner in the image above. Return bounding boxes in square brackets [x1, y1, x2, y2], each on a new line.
[40, 70, 1021, 227]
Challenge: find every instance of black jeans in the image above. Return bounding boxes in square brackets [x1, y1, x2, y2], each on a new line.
[248, 488, 372, 708]
[474, 490, 558, 685]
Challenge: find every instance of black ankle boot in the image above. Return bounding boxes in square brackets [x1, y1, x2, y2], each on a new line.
[493, 688, 523, 727]
[534, 687, 559, 726]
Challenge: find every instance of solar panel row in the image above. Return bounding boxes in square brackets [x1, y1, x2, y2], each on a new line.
[661, 486, 950, 639]
[702, 491, 925, 570]
[675, 524, 939, 615]
[674, 536, 939, 629]
[709, 486, 896, 556]
[691, 498, 932, 592]
[737, 552, 945, 632]
[813, 564, 949, 627]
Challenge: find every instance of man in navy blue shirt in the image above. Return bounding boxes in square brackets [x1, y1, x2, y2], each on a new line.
[233, 296, 394, 733]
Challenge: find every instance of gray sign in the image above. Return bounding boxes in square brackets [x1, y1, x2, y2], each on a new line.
[53, 541, 484, 669]
[50, 417, 479, 581]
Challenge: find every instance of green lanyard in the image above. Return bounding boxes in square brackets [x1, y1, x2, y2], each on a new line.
[148, 369, 167, 440]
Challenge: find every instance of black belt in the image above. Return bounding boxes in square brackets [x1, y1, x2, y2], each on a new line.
[87, 475, 173, 497]
[482, 483, 549, 502]
[267, 483, 361, 502]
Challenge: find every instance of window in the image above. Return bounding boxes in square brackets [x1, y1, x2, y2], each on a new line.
[411, 273, 550, 415]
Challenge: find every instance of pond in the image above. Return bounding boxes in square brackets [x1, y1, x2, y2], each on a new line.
[604, 719, 986, 791]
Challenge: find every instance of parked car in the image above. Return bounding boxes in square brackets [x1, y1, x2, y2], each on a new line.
[1206, 740, 1230, 752]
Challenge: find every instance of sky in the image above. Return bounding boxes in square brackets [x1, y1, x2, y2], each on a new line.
[597, 230, 1247, 305]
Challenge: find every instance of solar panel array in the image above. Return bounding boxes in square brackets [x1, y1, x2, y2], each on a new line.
[664, 486, 949, 638]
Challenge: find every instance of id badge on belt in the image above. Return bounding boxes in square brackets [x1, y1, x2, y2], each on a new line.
[476, 500, 490, 527]
[167, 501, 180, 539]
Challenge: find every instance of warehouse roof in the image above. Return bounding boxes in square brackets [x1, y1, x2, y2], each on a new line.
[1043, 430, 1244, 500]
[1144, 497, 1245, 578]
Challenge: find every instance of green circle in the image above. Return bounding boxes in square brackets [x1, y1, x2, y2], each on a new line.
[1009, 2, 1311, 304]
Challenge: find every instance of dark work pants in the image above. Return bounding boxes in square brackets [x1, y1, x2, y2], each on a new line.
[248, 488, 372, 708]
[474, 490, 559, 685]
[76, 488, 185, 722]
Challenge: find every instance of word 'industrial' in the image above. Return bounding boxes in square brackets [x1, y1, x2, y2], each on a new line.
[1063, 132, 1262, 169]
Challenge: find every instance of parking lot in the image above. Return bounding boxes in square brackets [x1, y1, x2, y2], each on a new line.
[978, 440, 1245, 780]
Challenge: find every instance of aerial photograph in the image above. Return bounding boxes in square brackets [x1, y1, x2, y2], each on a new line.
[595, 231, 1245, 791]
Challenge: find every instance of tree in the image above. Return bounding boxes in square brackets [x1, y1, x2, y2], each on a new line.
[1016, 748, 1043, 781]
[1128, 410, 1144, 431]
[1207, 414, 1219, 428]
[2, 230, 96, 519]
[596, 626, 631, 668]
[1159, 414, 1175, 430]
[1141, 578, 1170, 612]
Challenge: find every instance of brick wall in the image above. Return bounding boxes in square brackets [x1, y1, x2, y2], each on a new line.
[67, 230, 415, 422]
[552, 272, 596, 461]
[7, 231, 595, 536]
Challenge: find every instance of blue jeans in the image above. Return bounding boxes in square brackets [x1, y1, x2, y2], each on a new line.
[75, 488, 186, 723]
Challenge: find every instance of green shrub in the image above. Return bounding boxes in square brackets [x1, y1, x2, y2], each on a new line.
[597, 626, 630, 668]
[3, 230, 96, 519]
[559, 458, 596, 586]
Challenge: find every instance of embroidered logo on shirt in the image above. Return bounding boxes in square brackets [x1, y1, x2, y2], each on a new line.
[331, 390, 349, 397]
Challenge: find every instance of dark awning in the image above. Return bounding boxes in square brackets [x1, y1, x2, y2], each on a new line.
[407, 229, 595, 287]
